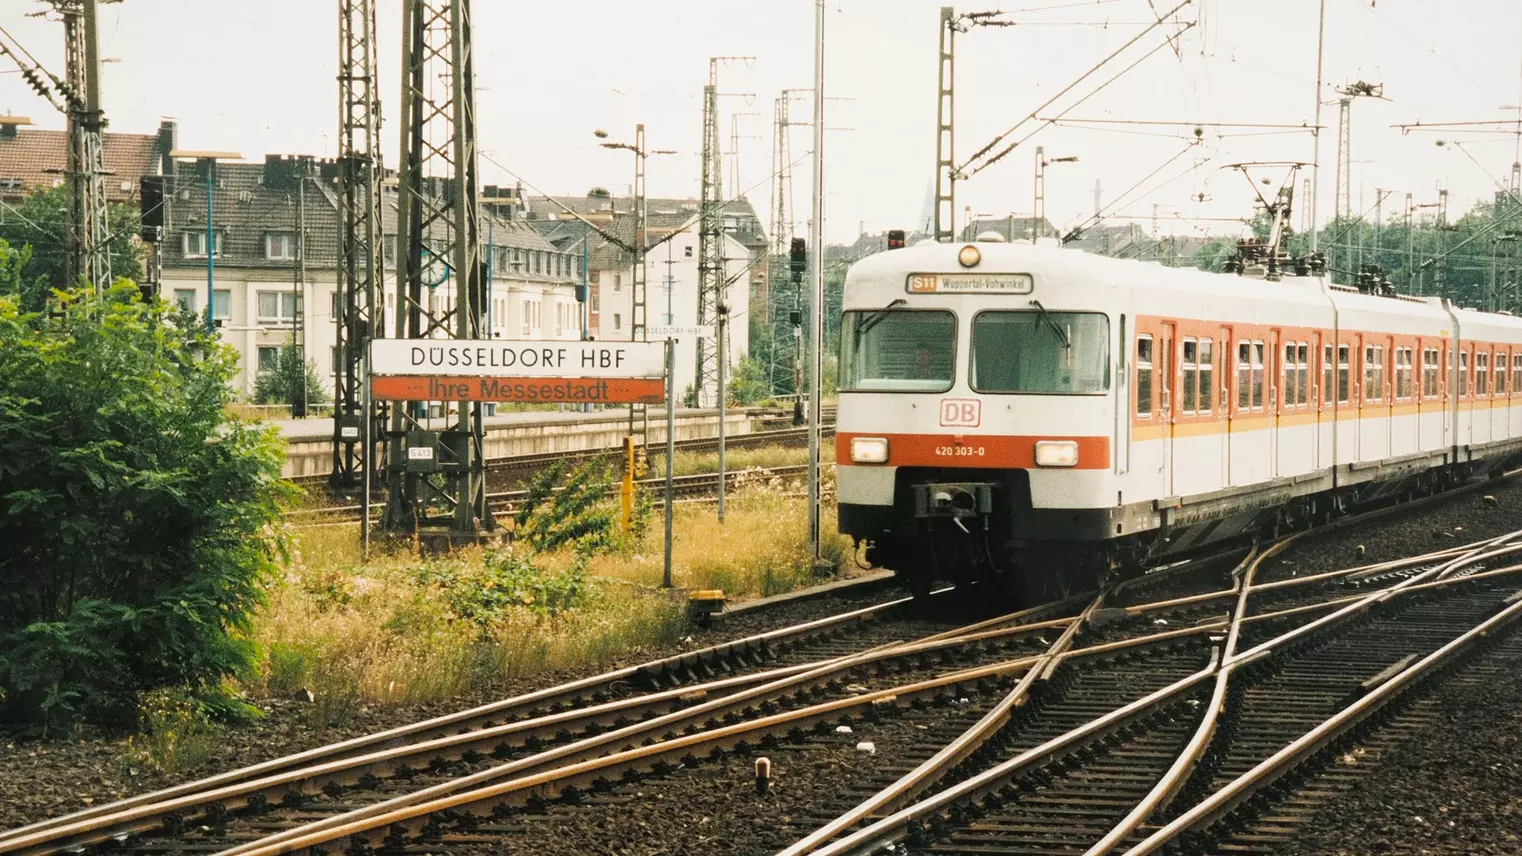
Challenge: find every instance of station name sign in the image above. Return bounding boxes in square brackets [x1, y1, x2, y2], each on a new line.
[907, 272, 1034, 295]
[369, 339, 666, 404]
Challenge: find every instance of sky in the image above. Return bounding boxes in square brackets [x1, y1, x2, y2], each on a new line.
[2, 0, 1521, 245]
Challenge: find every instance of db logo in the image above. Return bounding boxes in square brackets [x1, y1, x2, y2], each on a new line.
[939, 398, 981, 428]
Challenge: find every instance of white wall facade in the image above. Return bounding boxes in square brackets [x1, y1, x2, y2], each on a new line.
[589, 225, 751, 403]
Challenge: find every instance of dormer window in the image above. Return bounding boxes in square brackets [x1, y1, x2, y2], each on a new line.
[183, 230, 223, 258]
[266, 231, 296, 260]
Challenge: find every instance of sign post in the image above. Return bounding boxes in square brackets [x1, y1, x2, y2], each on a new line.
[368, 339, 669, 539]
[663, 339, 676, 589]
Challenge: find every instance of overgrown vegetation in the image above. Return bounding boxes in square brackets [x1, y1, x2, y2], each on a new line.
[0, 283, 289, 732]
[119, 689, 224, 776]
[252, 469, 854, 718]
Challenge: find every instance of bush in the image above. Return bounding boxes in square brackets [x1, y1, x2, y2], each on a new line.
[119, 689, 223, 776]
[0, 285, 289, 731]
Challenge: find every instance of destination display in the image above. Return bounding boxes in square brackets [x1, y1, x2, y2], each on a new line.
[369, 339, 666, 378]
[906, 272, 1035, 295]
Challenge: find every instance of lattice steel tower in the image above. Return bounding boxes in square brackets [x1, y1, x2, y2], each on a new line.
[53, 1, 109, 293]
[332, 0, 386, 490]
[695, 58, 727, 407]
[382, 0, 491, 538]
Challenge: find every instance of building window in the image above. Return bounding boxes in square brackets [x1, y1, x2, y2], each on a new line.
[265, 231, 296, 260]
[613, 273, 623, 292]
[684, 245, 694, 258]
[1135, 334, 1153, 416]
[173, 289, 197, 313]
[591, 293, 600, 312]
[183, 230, 223, 258]
[613, 312, 622, 332]
[257, 291, 302, 323]
[257, 346, 281, 373]
[213, 289, 232, 321]
[521, 299, 531, 335]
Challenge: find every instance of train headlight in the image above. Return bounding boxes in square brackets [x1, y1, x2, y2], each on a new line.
[850, 437, 890, 464]
[957, 244, 982, 268]
[1034, 440, 1079, 468]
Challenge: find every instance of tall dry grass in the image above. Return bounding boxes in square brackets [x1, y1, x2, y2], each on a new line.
[249, 483, 855, 716]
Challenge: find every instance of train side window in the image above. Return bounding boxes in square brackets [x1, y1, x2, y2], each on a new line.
[1199, 339, 1214, 413]
[1365, 345, 1385, 402]
[1135, 335, 1153, 416]
[1478, 352, 1490, 396]
[1460, 350, 1470, 398]
[1499, 351, 1509, 396]
[1283, 344, 1297, 408]
[1237, 342, 1252, 411]
[1337, 344, 1351, 404]
[1182, 338, 1198, 414]
[1297, 344, 1310, 405]
[1423, 348, 1439, 398]
[1324, 344, 1335, 406]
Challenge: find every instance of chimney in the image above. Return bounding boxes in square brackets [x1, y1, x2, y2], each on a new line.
[156, 120, 177, 176]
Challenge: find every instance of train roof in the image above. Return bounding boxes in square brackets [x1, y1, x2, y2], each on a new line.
[844, 238, 1522, 340]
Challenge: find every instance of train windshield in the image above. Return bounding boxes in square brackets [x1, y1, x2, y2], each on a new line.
[971, 310, 1110, 394]
[840, 309, 956, 392]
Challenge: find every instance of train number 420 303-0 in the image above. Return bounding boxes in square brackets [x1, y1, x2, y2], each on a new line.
[934, 445, 986, 457]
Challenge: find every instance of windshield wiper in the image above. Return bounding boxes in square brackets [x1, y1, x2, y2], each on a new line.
[1029, 299, 1071, 348]
[857, 298, 907, 338]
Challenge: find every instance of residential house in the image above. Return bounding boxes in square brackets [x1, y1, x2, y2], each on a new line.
[525, 190, 766, 404]
[159, 154, 584, 398]
[0, 116, 174, 203]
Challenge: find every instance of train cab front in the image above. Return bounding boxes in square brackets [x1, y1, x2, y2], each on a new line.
[833, 238, 1121, 602]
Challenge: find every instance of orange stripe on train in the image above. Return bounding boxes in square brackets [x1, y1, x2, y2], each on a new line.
[836, 433, 1110, 470]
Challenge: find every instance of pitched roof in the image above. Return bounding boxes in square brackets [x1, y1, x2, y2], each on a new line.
[0, 124, 166, 201]
[159, 157, 572, 282]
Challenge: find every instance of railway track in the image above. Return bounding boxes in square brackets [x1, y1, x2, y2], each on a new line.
[10, 491, 1522, 856]
[292, 418, 835, 492]
[287, 462, 823, 525]
[786, 534, 1522, 856]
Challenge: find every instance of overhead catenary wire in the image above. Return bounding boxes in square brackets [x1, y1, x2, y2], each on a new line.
[963, 21, 1197, 179]
[1062, 140, 1206, 243]
[957, 0, 1194, 177]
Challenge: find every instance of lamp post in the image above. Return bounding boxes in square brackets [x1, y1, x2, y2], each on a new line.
[1032, 147, 1079, 244]
[595, 126, 675, 435]
[171, 150, 241, 331]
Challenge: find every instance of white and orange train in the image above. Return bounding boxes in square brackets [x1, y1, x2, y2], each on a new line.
[835, 235, 1522, 601]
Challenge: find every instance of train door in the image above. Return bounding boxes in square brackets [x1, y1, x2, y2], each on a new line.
[1160, 322, 1177, 496]
[1267, 329, 1281, 477]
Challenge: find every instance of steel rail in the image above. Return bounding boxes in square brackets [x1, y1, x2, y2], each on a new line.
[1081, 536, 1296, 855]
[3, 602, 1069, 856]
[0, 586, 922, 847]
[775, 550, 1253, 856]
[796, 534, 1522, 856]
[774, 592, 1110, 856]
[1120, 578, 1522, 855]
[206, 609, 1080, 856]
[216, 619, 1225, 856]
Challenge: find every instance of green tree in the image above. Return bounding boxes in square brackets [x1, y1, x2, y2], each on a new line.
[0, 285, 289, 730]
[727, 355, 769, 405]
[0, 185, 142, 311]
[253, 345, 331, 410]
